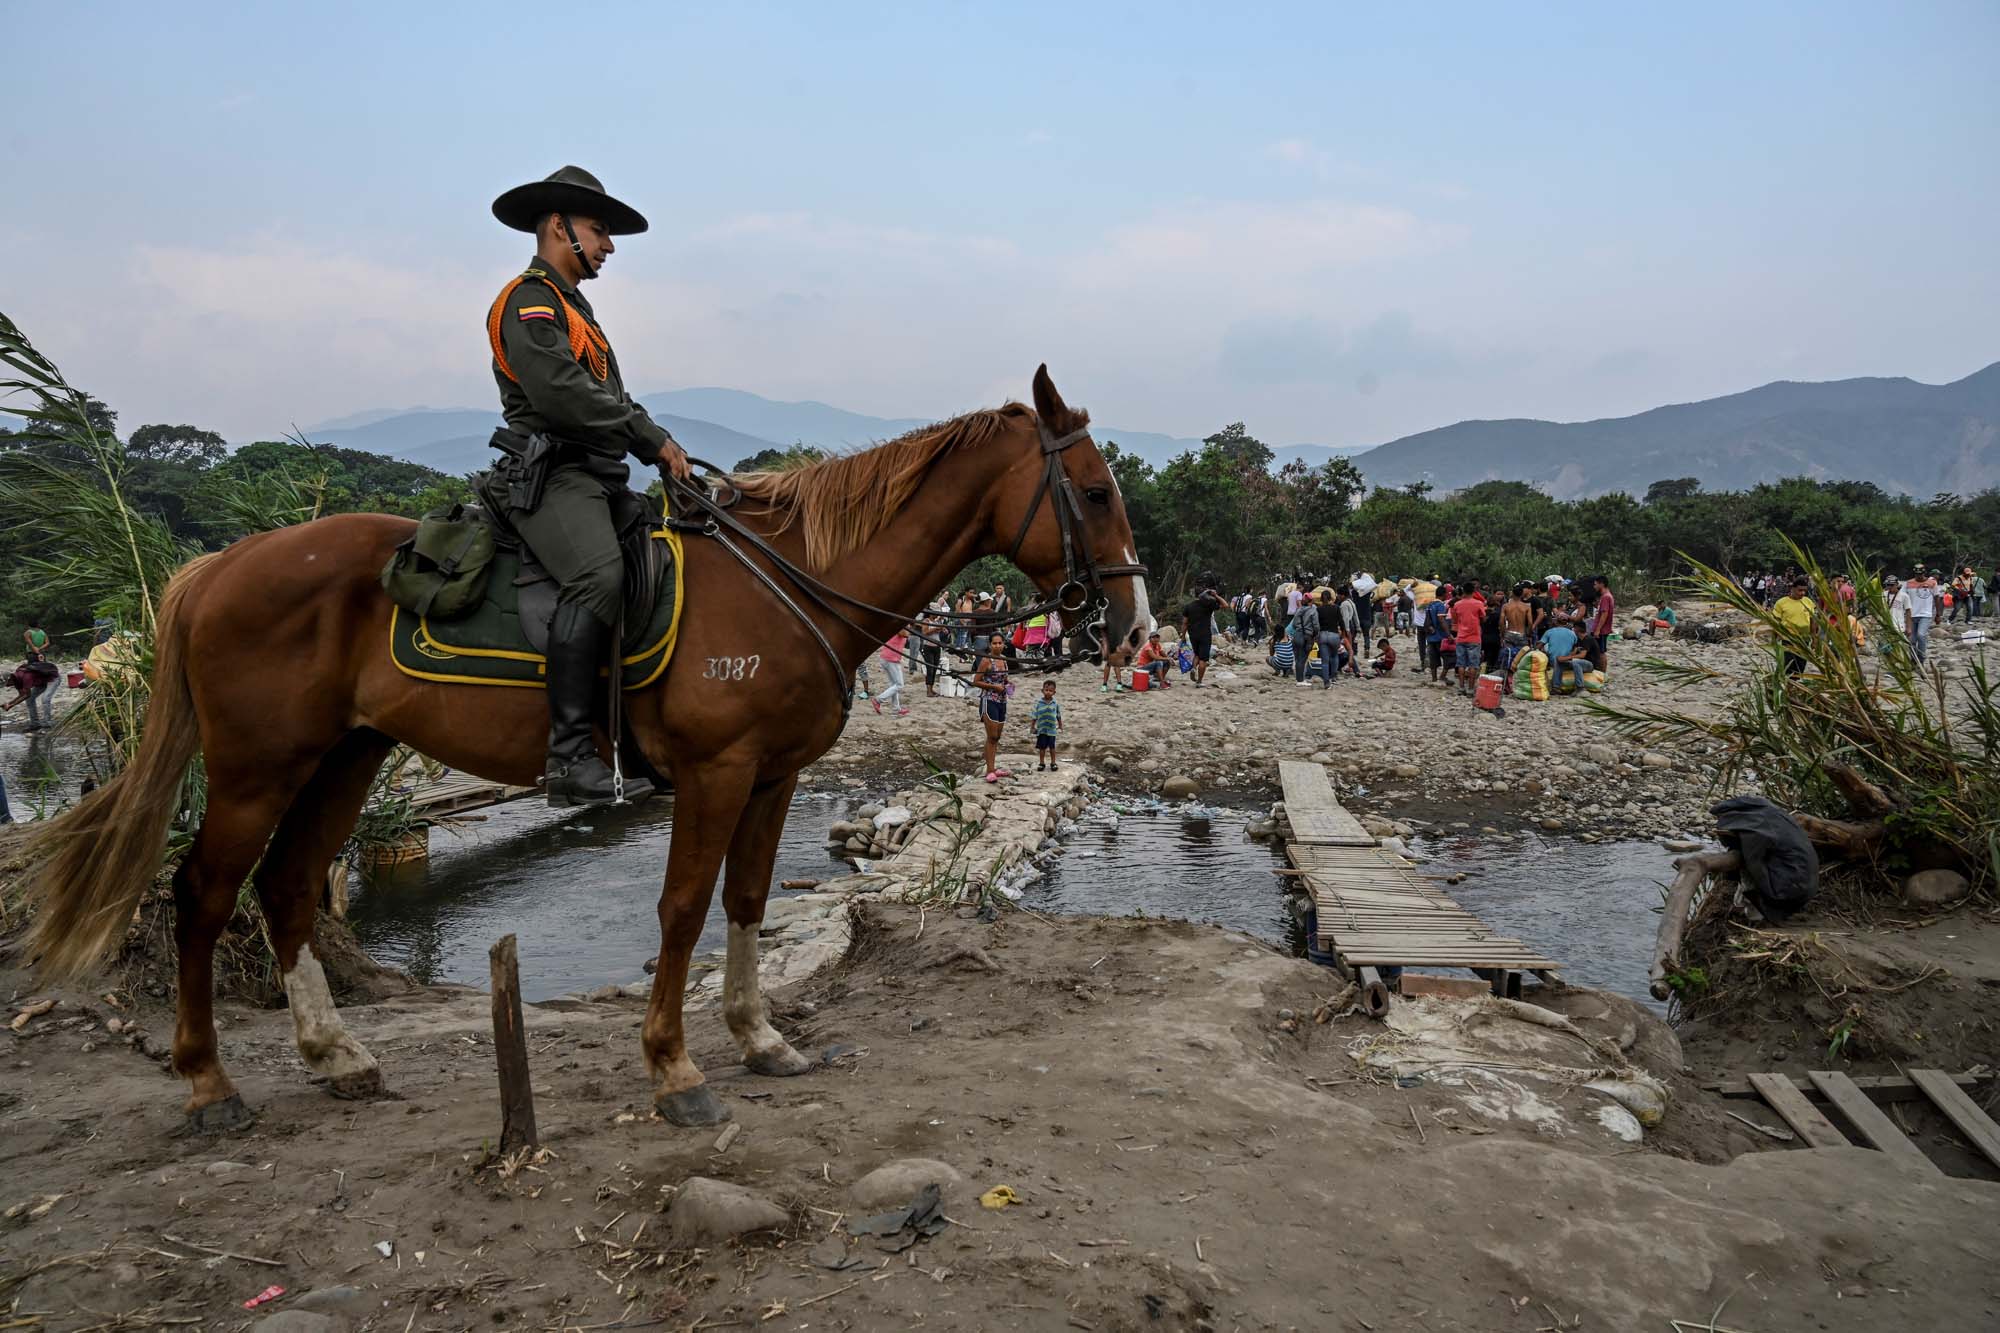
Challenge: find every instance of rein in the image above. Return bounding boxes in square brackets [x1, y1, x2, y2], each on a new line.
[665, 420, 1149, 711]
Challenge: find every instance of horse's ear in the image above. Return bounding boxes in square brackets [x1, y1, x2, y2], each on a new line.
[1032, 363, 1068, 427]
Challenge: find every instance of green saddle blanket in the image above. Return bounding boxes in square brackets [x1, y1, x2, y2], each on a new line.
[388, 529, 683, 690]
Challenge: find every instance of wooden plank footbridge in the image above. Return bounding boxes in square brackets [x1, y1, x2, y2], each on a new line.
[1279, 760, 1561, 1016]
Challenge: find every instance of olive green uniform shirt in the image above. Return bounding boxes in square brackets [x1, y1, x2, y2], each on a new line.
[492, 257, 671, 485]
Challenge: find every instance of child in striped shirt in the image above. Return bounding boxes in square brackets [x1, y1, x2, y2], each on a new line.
[1031, 680, 1063, 770]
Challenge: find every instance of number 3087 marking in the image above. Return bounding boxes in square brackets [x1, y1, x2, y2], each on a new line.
[703, 655, 761, 680]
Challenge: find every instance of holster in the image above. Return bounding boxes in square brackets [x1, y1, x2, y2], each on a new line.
[488, 426, 557, 513]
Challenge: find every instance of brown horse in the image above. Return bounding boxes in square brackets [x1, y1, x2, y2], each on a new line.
[22, 366, 1147, 1131]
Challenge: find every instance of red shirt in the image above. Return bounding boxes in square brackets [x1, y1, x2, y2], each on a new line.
[1449, 595, 1486, 643]
[1591, 590, 1615, 636]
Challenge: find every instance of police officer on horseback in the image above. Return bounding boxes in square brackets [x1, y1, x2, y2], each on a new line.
[487, 166, 689, 808]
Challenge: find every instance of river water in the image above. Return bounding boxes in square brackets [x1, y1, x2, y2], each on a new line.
[347, 791, 865, 1000]
[1024, 800, 1669, 1006]
[2, 720, 1670, 1007]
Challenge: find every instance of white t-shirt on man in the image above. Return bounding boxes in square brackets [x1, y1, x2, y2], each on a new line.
[1903, 581, 1937, 618]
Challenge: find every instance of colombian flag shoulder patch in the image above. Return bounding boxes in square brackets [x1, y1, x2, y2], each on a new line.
[517, 305, 557, 321]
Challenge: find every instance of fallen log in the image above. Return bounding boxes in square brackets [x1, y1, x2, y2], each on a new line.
[1788, 811, 1886, 858]
[1822, 759, 1892, 818]
[1649, 850, 1741, 1001]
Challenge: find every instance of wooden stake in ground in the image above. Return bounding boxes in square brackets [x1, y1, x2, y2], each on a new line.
[489, 934, 538, 1153]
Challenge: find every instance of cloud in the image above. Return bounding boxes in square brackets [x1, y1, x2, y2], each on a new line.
[1217, 311, 1465, 387]
[3, 191, 1474, 443]
[1073, 200, 1463, 294]
[1262, 137, 1328, 170]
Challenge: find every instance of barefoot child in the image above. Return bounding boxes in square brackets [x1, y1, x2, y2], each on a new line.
[1368, 636, 1397, 676]
[1031, 679, 1063, 770]
[973, 633, 1011, 782]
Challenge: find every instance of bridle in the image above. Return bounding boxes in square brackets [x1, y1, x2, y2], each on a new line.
[664, 418, 1149, 715]
[1005, 422, 1149, 616]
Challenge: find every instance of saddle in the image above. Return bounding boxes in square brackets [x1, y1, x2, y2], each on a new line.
[388, 491, 684, 691]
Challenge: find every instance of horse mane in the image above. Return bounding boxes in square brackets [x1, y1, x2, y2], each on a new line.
[730, 401, 1086, 570]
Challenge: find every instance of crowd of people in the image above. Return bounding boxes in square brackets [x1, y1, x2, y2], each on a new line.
[1238, 573, 1622, 704]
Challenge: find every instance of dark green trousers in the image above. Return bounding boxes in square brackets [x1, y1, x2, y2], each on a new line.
[509, 465, 623, 629]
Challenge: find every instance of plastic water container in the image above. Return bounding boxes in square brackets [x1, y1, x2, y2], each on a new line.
[1474, 672, 1504, 710]
[1129, 668, 1151, 692]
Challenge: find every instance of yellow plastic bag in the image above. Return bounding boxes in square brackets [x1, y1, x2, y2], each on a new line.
[979, 1185, 1025, 1210]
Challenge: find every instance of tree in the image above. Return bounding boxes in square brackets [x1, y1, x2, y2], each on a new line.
[1202, 422, 1274, 471]
[127, 423, 227, 469]
[1643, 477, 1702, 504]
[733, 444, 825, 472]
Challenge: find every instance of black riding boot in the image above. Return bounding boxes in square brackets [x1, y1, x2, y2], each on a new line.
[543, 601, 653, 809]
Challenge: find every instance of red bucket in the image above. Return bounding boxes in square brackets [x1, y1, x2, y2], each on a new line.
[1474, 673, 1504, 710]
[67, 671, 87, 689]
[1129, 668, 1151, 692]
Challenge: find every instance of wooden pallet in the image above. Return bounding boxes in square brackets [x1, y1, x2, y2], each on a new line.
[1734, 1068, 1998, 1174]
[402, 774, 537, 817]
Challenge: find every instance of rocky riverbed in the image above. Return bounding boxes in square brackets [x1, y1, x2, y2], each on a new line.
[815, 604, 1996, 848]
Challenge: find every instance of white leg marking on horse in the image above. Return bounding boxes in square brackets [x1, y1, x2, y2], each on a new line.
[282, 944, 378, 1081]
[723, 921, 790, 1060]
[1127, 572, 1152, 637]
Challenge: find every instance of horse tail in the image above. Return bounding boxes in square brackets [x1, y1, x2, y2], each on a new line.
[24, 553, 220, 980]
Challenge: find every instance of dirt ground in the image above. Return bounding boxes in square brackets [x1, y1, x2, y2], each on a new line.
[7, 901, 1999, 1332]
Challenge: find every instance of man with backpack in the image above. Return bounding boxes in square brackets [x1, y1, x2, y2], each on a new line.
[1290, 593, 1320, 685]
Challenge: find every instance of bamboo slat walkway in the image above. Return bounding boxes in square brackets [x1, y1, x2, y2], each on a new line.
[1281, 761, 1561, 973]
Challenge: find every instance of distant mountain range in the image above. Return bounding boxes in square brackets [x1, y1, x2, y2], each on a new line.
[297, 389, 1372, 476]
[1353, 362, 2000, 499]
[19, 363, 1999, 499]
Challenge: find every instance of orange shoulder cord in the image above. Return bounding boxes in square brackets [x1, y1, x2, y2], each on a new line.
[487, 272, 610, 384]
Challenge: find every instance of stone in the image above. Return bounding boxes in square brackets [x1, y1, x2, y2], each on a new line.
[1101, 756, 1123, 773]
[1539, 818, 1564, 831]
[1640, 752, 1673, 768]
[205, 1160, 254, 1177]
[847, 1158, 966, 1211]
[1661, 839, 1705, 853]
[1309, 751, 1333, 765]
[256, 1315, 339, 1333]
[668, 1176, 789, 1245]
[1161, 774, 1200, 800]
[291, 1286, 378, 1318]
[1583, 744, 1617, 765]
[1903, 869, 1971, 908]
[844, 836, 869, 853]
[857, 804, 884, 820]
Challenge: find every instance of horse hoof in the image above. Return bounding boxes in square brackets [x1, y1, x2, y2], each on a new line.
[654, 1083, 731, 1127]
[180, 1094, 257, 1136]
[328, 1065, 385, 1101]
[745, 1044, 814, 1078]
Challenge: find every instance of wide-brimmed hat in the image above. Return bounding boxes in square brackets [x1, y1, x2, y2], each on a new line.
[492, 166, 648, 235]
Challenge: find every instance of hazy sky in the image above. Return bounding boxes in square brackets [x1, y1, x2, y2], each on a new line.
[7, 2, 1996, 446]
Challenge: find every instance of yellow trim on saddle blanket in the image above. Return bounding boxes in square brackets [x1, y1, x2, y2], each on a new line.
[388, 523, 685, 690]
